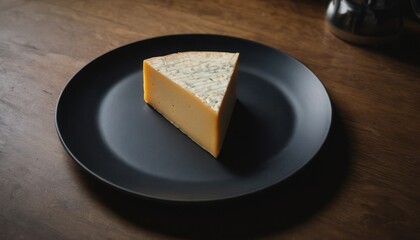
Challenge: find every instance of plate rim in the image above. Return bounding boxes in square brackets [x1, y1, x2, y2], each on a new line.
[55, 33, 333, 202]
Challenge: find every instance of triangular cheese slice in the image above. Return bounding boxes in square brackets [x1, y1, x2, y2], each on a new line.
[143, 51, 239, 157]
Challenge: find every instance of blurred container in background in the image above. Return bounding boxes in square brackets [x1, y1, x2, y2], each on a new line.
[325, 0, 408, 45]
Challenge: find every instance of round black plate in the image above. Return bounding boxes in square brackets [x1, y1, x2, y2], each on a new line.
[56, 34, 332, 202]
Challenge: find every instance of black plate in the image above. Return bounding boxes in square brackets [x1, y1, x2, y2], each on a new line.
[56, 34, 332, 202]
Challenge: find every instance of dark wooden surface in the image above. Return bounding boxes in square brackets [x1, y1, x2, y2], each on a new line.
[1, 0, 419, 239]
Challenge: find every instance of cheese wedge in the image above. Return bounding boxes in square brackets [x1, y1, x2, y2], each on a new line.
[143, 51, 239, 157]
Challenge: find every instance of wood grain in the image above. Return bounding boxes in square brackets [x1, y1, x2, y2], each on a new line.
[1, 0, 419, 239]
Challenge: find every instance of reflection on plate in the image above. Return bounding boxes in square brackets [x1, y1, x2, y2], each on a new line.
[56, 34, 332, 202]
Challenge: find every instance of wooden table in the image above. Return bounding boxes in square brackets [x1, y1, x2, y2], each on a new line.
[1, 0, 419, 239]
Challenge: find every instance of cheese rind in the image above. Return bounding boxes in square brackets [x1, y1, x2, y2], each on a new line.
[143, 51, 239, 157]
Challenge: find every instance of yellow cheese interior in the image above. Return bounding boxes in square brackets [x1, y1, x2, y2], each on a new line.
[143, 57, 237, 157]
